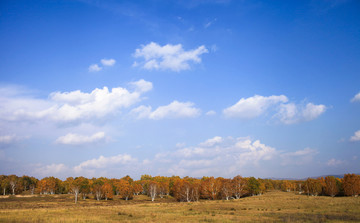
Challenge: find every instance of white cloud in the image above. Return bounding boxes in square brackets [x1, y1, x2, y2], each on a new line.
[223, 95, 288, 119]
[280, 148, 318, 165]
[153, 136, 277, 177]
[0, 80, 151, 124]
[55, 132, 106, 145]
[204, 18, 217, 28]
[302, 103, 327, 121]
[350, 130, 360, 142]
[327, 158, 345, 166]
[223, 94, 326, 124]
[88, 64, 102, 72]
[131, 100, 201, 120]
[199, 136, 223, 147]
[100, 58, 116, 66]
[133, 42, 208, 72]
[33, 163, 68, 178]
[0, 135, 18, 144]
[351, 92, 360, 103]
[129, 79, 153, 93]
[74, 154, 136, 172]
[205, 110, 216, 116]
[278, 102, 327, 124]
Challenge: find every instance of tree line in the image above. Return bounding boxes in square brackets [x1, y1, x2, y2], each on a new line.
[0, 174, 359, 203]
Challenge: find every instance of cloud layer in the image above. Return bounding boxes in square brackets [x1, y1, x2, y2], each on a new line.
[151, 136, 318, 177]
[133, 42, 208, 71]
[17, 135, 325, 179]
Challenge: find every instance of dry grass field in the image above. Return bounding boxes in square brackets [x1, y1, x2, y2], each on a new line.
[0, 191, 359, 222]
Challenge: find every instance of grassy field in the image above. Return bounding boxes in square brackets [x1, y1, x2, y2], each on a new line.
[0, 191, 359, 222]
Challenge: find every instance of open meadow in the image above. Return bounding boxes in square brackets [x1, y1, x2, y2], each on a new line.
[0, 191, 359, 222]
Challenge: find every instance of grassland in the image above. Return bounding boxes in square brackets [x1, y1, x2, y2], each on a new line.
[0, 191, 359, 222]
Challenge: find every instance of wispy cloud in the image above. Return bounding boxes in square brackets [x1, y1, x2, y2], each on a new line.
[204, 18, 217, 28]
[89, 58, 116, 72]
[327, 158, 345, 166]
[280, 148, 318, 165]
[131, 101, 201, 120]
[74, 154, 137, 172]
[0, 134, 19, 144]
[351, 92, 360, 103]
[55, 132, 106, 146]
[205, 110, 216, 116]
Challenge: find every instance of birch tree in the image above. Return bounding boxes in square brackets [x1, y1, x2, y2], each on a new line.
[148, 181, 158, 201]
[325, 176, 338, 197]
[232, 175, 247, 199]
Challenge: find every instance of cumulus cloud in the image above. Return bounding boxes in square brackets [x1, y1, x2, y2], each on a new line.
[133, 42, 208, 71]
[131, 100, 201, 120]
[74, 154, 137, 172]
[55, 132, 106, 145]
[88, 64, 102, 72]
[350, 130, 360, 142]
[0, 80, 152, 124]
[223, 94, 326, 124]
[351, 92, 360, 103]
[199, 136, 223, 147]
[129, 79, 153, 93]
[100, 58, 116, 66]
[277, 102, 327, 124]
[223, 95, 288, 119]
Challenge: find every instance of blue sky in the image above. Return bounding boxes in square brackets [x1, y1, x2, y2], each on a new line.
[0, 0, 359, 180]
